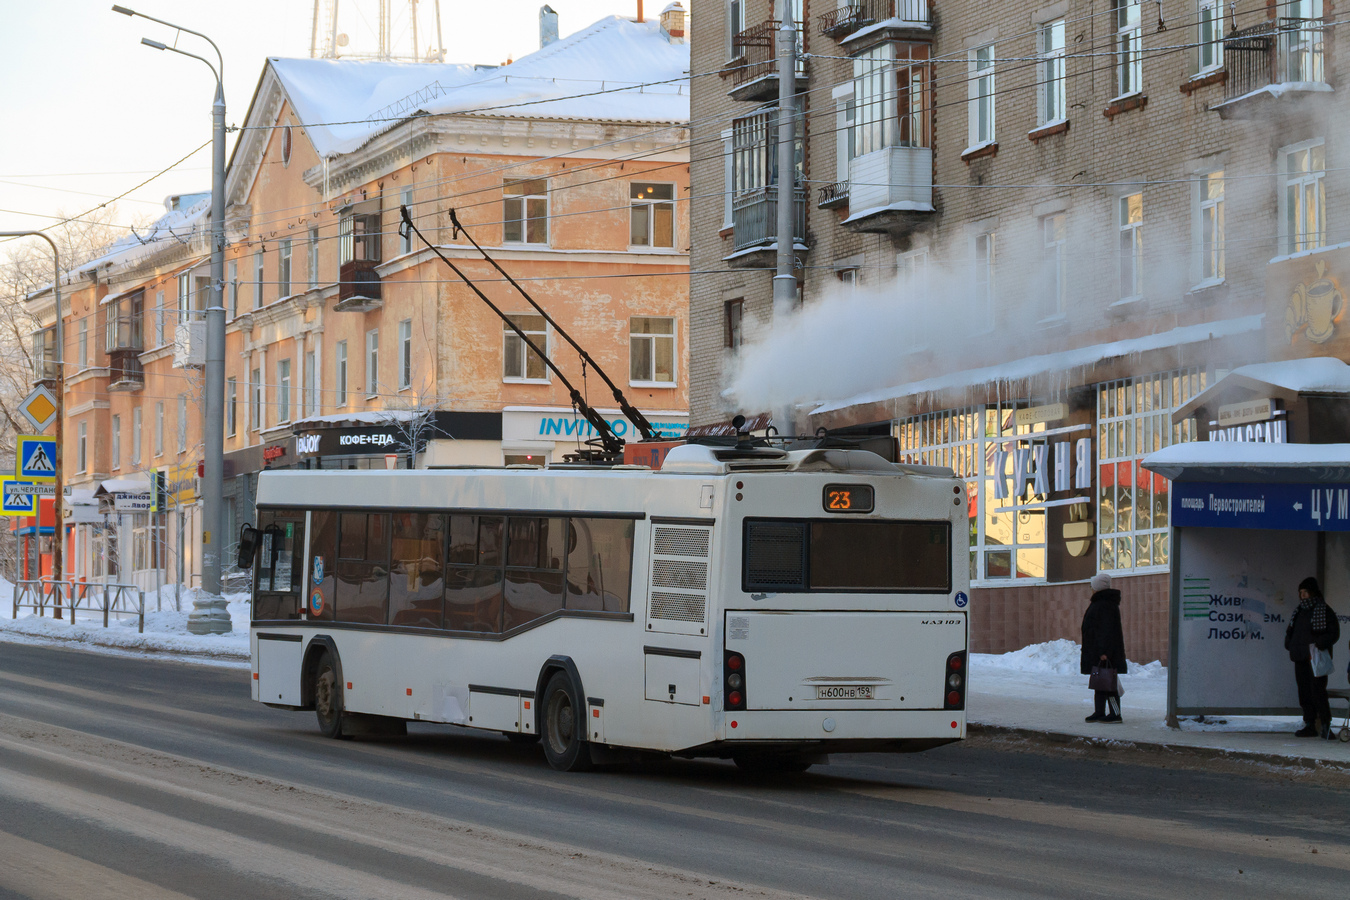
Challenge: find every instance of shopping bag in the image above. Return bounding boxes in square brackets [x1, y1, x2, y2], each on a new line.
[1088, 666, 1118, 693]
[1312, 645, 1334, 678]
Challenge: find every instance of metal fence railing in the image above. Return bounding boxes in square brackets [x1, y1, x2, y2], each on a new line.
[732, 186, 808, 252]
[13, 579, 145, 632]
[1222, 18, 1326, 101]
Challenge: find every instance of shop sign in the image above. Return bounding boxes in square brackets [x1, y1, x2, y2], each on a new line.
[992, 438, 1091, 499]
[1217, 398, 1274, 428]
[262, 444, 287, 463]
[160, 462, 198, 506]
[503, 408, 690, 443]
[534, 415, 689, 440]
[295, 434, 321, 455]
[1173, 481, 1350, 531]
[113, 491, 153, 512]
[1014, 403, 1067, 427]
[294, 425, 416, 458]
[1210, 397, 1287, 443]
[1286, 260, 1343, 344]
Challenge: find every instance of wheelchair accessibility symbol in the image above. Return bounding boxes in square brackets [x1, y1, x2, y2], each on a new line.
[954, 591, 969, 608]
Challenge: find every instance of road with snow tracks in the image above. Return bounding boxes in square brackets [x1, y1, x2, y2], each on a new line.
[0, 641, 1348, 899]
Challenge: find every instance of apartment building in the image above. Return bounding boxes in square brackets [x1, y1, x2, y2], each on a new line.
[690, 0, 1343, 659]
[27, 9, 691, 592]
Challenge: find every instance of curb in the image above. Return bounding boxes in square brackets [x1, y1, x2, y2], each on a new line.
[0, 625, 249, 663]
[969, 721, 1350, 772]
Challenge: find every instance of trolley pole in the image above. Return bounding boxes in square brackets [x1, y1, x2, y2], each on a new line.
[772, 17, 799, 435]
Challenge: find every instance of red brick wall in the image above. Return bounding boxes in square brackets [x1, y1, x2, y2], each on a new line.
[970, 573, 1170, 665]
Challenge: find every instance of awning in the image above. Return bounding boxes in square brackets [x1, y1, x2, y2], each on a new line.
[92, 476, 152, 498]
[1141, 441, 1350, 483]
[1173, 356, 1350, 422]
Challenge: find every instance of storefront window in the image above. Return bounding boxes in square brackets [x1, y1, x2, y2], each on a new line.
[1096, 369, 1204, 573]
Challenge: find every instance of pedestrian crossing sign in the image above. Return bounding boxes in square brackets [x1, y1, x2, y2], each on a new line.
[16, 435, 57, 482]
[0, 478, 36, 516]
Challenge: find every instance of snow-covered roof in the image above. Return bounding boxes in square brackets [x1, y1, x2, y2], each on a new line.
[1142, 441, 1350, 483]
[270, 16, 689, 158]
[1213, 357, 1350, 394]
[79, 196, 211, 275]
[93, 476, 152, 497]
[294, 410, 425, 428]
[811, 314, 1265, 416]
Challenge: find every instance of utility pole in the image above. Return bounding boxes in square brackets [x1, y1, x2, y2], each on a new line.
[772, 16, 798, 435]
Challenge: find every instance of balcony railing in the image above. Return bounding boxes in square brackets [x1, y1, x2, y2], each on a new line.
[731, 186, 807, 253]
[729, 19, 806, 88]
[336, 258, 383, 312]
[108, 352, 144, 392]
[817, 0, 930, 40]
[1222, 18, 1325, 101]
[818, 181, 850, 209]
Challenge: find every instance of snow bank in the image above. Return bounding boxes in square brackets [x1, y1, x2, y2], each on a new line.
[972, 639, 1164, 678]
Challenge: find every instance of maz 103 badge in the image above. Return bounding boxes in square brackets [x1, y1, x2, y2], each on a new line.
[308, 589, 325, 616]
[822, 483, 875, 513]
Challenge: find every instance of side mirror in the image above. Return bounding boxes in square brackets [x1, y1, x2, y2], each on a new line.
[237, 524, 259, 569]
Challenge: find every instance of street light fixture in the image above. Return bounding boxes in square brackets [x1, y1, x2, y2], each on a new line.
[113, 5, 229, 634]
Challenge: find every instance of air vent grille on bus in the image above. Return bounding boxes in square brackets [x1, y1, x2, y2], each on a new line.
[650, 591, 706, 622]
[648, 524, 711, 630]
[744, 521, 807, 588]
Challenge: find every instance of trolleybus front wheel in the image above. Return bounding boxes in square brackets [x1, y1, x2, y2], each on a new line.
[541, 671, 593, 772]
[314, 652, 350, 740]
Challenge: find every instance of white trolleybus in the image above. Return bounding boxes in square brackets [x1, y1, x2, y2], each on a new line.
[247, 443, 970, 772]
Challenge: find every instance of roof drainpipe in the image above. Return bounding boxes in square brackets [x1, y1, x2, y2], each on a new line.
[539, 5, 558, 47]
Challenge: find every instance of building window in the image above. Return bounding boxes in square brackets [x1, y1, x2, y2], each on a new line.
[1198, 0, 1223, 71]
[132, 407, 142, 465]
[111, 415, 120, 470]
[504, 179, 548, 244]
[177, 394, 188, 453]
[177, 272, 192, 323]
[898, 249, 930, 298]
[897, 403, 1046, 582]
[974, 232, 996, 321]
[1199, 171, 1225, 283]
[78, 421, 87, 473]
[503, 314, 547, 381]
[155, 402, 164, 456]
[727, 0, 745, 60]
[1284, 0, 1325, 83]
[278, 239, 292, 298]
[366, 328, 379, 396]
[250, 368, 261, 432]
[335, 340, 348, 407]
[1039, 21, 1066, 124]
[721, 128, 735, 229]
[308, 227, 320, 289]
[630, 183, 676, 248]
[254, 250, 264, 308]
[1114, 0, 1143, 96]
[630, 316, 676, 385]
[1043, 213, 1067, 317]
[400, 188, 414, 254]
[339, 209, 381, 267]
[304, 350, 317, 416]
[398, 319, 412, 390]
[725, 299, 744, 350]
[1119, 193, 1143, 300]
[228, 260, 238, 318]
[732, 107, 804, 198]
[969, 45, 996, 147]
[277, 358, 291, 423]
[1097, 370, 1205, 572]
[1283, 140, 1325, 255]
[77, 318, 88, 368]
[155, 290, 165, 345]
[854, 43, 932, 155]
[227, 377, 237, 437]
[132, 513, 162, 572]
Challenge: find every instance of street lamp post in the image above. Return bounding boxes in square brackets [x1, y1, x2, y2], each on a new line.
[113, 5, 229, 633]
[0, 232, 64, 611]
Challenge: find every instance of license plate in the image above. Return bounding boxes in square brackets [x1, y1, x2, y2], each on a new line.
[816, 685, 874, 700]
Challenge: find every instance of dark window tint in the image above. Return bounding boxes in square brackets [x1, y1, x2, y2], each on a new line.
[565, 518, 635, 612]
[307, 510, 337, 622]
[504, 517, 566, 629]
[444, 515, 503, 632]
[390, 512, 446, 628]
[252, 508, 305, 620]
[809, 520, 950, 591]
[744, 520, 807, 590]
[335, 512, 389, 624]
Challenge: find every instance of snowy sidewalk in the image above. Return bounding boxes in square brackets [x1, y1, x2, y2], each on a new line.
[971, 639, 1350, 766]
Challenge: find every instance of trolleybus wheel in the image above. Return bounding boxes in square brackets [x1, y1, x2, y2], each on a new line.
[732, 754, 814, 775]
[314, 652, 350, 740]
[541, 671, 593, 772]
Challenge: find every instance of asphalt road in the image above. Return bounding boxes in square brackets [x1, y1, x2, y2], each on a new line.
[0, 641, 1348, 900]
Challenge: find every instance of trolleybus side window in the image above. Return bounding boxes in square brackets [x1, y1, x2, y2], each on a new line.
[744, 518, 951, 593]
[444, 515, 505, 633]
[391, 512, 447, 629]
[504, 516, 567, 630]
[253, 508, 306, 620]
[336, 512, 391, 625]
[565, 517, 635, 613]
[308, 510, 337, 621]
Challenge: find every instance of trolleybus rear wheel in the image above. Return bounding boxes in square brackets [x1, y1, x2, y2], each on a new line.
[314, 652, 350, 740]
[541, 671, 593, 771]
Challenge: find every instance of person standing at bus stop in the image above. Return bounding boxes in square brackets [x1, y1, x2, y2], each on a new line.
[1082, 573, 1126, 724]
[1285, 576, 1338, 738]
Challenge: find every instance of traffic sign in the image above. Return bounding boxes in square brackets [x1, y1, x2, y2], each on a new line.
[18, 385, 58, 433]
[0, 478, 37, 516]
[16, 435, 56, 482]
[8, 482, 54, 496]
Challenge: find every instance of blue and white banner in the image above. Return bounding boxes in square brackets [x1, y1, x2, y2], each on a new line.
[1173, 481, 1350, 531]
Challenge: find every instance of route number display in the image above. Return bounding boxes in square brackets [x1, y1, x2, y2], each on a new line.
[822, 484, 874, 514]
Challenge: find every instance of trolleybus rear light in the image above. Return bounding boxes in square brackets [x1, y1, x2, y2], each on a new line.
[724, 650, 747, 711]
[728, 691, 743, 707]
[943, 651, 967, 710]
[947, 691, 961, 706]
[949, 655, 963, 671]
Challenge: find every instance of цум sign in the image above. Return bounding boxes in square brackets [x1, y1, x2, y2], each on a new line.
[1171, 481, 1350, 530]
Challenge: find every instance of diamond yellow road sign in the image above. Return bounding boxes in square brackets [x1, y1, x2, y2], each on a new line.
[19, 385, 58, 433]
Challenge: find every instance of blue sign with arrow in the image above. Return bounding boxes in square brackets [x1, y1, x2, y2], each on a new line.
[1172, 481, 1350, 531]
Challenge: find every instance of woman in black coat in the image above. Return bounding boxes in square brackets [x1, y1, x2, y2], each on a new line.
[1082, 572, 1127, 723]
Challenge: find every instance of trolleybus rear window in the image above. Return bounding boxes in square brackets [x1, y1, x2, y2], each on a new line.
[743, 518, 950, 593]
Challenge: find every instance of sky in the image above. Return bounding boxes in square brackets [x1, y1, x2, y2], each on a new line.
[0, 0, 645, 241]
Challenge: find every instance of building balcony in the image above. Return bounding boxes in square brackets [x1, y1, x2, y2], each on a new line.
[817, 181, 850, 210]
[730, 186, 807, 252]
[173, 317, 205, 369]
[1213, 18, 1330, 118]
[335, 258, 383, 312]
[818, 0, 931, 43]
[726, 20, 808, 103]
[841, 145, 934, 234]
[105, 315, 144, 355]
[107, 351, 144, 392]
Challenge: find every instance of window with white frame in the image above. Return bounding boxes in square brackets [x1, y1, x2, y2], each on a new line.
[111, 415, 120, 470]
[277, 358, 291, 422]
[833, 86, 856, 184]
[177, 394, 188, 452]
[254, 250, 264, 308]
[630, 316, 676, 385]
[155, 290, 165, 345]
[732, 107, 804, 198]
[250, 368, 261, 432]
[727, 0, 745, 60]
[177, 272, 192, 323]
[304, 350, 316, 416]
[78, 318, 88, 368]
[366, 329, 380, 395]
[969, 45, 996, 147]
[226, 377, 237, 437]
[1043, 213, 1067, 317]
[1119, 193, 1143, 299]
[335, 341, 348, 407]
[503, 179, 548, 244]
[400, 188, 415, 254]
[973, 232, 996, 320]
[721, 128, 734, 228]
[398, 318, 412, 390]
[132, 407, 142, 464]
[132, 514, 162, 572]
[78, 421, 87, 472]
[503, 314, 547, 381]
[278, 239, 292, 298]
[1283, 140, 1325, 255]
[1097, 370, 1205, 572]
[852, 42, 932, 154]
[228, 260, 238, 318]
[630, 183, 676, 248]
[1039, 21, 1066, 124]
[1114, 0, 1143, 96]
[1198, 171, 1225, 283]
[1283, 0, 1324, 83]
[725, 299, 744, 350]
[155, 402, 164, 456]
[308, 227, 319, 289]
[1198, 0, 1223, 71]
